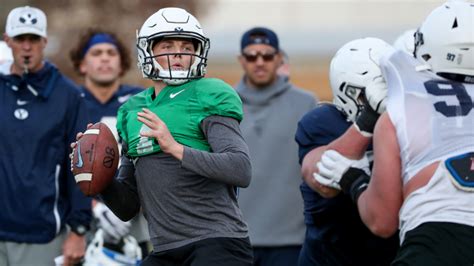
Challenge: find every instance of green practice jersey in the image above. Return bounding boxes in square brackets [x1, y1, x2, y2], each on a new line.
[116, 78, 243, 157]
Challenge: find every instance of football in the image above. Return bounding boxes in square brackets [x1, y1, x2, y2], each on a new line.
[72, 122, 119, 196]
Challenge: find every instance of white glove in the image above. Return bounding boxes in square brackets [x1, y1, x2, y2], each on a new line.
[314, 150, 371, 190]
[93, 202, 131, 244]
[365, 75, 388, 114]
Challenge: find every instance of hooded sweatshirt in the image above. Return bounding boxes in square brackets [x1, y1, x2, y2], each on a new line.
[0, 62, 91, 243]
[236, 75, 317, 246]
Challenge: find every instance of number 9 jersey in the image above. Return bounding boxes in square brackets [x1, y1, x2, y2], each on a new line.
[383, 50, 474, 243]
[384, 50, 474, 182]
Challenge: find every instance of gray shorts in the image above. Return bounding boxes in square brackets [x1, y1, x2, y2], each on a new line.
[0, 230, 66, 266]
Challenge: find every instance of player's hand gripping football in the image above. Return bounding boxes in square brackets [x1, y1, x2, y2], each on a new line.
[137, 108, 184, 160]
[70, 122, 119, 196]
[314, 150, 371, 191]
[70, 123, 94, 172]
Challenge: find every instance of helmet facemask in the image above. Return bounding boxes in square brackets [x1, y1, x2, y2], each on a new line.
[137, 34, 210, 85]
[334, 82, 366, 121]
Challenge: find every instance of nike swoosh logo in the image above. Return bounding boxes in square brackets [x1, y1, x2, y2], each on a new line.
[75, 143, 84, 168]
[17, 99, 28, 106]
[170, 89, 185, 99]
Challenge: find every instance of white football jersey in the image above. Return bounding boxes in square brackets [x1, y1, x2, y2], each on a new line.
[384, 50, 474, 243]
[385, 50, 474, 184]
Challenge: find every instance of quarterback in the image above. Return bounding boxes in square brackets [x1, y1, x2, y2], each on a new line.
[75, 7, 253, 266]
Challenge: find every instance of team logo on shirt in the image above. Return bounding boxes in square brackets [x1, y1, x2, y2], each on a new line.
[14, 108, 28, 120]
[446, 152, 474, 191]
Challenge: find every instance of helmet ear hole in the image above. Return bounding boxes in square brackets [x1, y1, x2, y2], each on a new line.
[421, 54, 431, 62]
[339, 82, 345, 92]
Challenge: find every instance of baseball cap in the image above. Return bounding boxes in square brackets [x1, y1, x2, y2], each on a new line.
[6, 6, 47, 38]
[241, 27, 279, 52]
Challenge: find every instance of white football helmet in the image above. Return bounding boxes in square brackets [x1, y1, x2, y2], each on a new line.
[393, 29, 416, 56]
[330, 37, 394, 122]
[84, 229, 142, 266]
[414, 0, 474, 81]
[136, 7, 210, 85]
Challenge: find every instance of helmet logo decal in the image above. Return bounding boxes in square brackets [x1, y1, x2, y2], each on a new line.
[175, 27, 183, 31]
[148, 23, 157, 28]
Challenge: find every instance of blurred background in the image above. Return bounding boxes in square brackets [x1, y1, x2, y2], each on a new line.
[1, 0, 445, 100]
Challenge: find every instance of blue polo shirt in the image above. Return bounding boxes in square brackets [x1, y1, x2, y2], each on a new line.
[0, 62, 91, 243]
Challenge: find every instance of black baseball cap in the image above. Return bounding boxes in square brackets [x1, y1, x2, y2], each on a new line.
[241, 27, 279, 52]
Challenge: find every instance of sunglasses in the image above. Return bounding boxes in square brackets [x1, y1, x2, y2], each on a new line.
[242, 51, 277, 62]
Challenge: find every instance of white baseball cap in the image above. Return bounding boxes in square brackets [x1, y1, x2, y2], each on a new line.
[5, 6, 47, 38]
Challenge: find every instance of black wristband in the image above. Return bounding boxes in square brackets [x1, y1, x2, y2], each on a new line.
[355, 103, 380, 135]
[339, 167, 370, 203]
[70, 223, 89, 236]
[348, 173, 370, 203]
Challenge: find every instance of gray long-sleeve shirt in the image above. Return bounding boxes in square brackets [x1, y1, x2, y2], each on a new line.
[101, 115, 251, 252]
